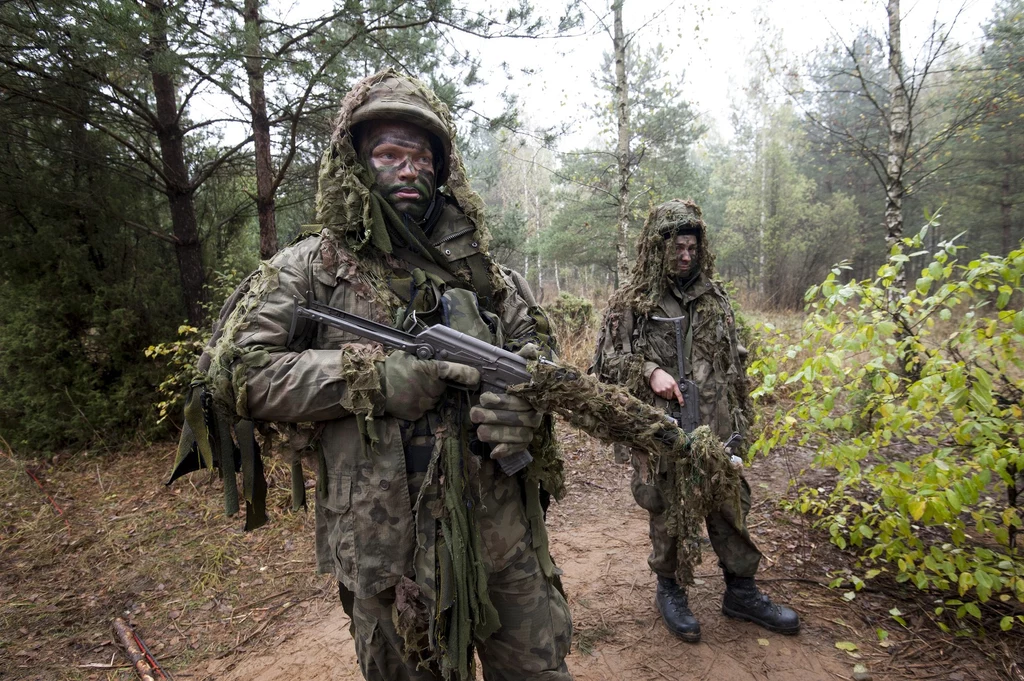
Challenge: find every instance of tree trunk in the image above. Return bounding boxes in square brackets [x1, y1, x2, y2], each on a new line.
[885, 0, 909, 265]
[1002, 155, 1012, 256]
[243, 0, 278, 260]
[612, 0, 631, 285]
[145, 0, 206, 325]
[535, 193, 543, 300]
[758, 125, 767, 296]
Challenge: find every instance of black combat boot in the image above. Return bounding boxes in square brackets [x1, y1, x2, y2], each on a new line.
[655, 576, 701, 642]
[722, 576, 801, 634]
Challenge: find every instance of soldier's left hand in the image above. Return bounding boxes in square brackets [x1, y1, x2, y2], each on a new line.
[470, 392, 543, 459]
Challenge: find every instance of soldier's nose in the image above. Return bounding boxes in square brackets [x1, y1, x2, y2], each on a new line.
[397, 159, 417, 180]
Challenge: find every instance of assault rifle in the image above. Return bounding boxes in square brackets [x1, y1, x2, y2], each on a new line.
[649, 314, 744, 460]
[650, 314, 700, 433]
[289, 297, 546, 475]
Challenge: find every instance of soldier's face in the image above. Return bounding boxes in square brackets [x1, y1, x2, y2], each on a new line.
[667, 234, 699, 276]
[360, 121, 436, 221]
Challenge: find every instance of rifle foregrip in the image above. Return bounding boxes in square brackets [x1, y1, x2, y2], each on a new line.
[496, 450, 533, 476]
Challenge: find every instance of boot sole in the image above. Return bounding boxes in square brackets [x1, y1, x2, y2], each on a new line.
[721, 605, 800, 635]
[664, 625, 702, 643]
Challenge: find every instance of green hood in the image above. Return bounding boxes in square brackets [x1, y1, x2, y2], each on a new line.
[608, 199, 715, 316]
[314, 67, 490, 256]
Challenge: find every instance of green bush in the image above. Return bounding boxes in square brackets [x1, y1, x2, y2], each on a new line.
[749, 219, 1024, 632]
[146, 268, 248, 426]
[544, 292, 596, 340]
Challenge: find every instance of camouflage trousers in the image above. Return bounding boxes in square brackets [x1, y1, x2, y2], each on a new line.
[340, 460, 573, 681]
[630, 452, 762, 579]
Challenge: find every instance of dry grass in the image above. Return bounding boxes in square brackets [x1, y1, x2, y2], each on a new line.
[0, 444, 333, 680]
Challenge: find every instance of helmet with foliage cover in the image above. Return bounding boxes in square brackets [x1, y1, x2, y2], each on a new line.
[608, 198, 715, 316]
[314, 67, 490, 257]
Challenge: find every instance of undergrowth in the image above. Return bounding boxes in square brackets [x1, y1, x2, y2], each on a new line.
[749, 219, 1024, 635]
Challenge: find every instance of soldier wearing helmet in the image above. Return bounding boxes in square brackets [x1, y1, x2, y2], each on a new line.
[221, 69, 571, 680]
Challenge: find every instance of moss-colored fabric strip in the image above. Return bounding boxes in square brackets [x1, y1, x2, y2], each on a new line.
[290, 461, 306, 511]
[237, 419, 268, 530]
[167, 385, 214, 484]
[217, 418, 240, 517]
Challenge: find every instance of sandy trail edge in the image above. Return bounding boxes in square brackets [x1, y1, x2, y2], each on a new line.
[196, 439, 853, 681]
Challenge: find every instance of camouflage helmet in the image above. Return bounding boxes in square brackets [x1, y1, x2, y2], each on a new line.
[317, 68, 489, 255]
[348, 73, 453, 185]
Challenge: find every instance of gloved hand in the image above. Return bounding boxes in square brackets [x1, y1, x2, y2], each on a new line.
[382, 352, 480, 422]
[470, 391, 543, 459]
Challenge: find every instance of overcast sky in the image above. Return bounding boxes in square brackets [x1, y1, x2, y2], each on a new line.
[457, 0, 997, 149]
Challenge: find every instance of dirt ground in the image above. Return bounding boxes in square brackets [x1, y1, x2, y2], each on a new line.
[2, 426, 1021, 681]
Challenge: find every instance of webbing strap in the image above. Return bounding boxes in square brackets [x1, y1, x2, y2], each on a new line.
[465, 253, 494, 307]
[683, 301, 697, 377]
[216, 418, 240, 517]
[183, 386, 213, 469]
[167, 385, 212, 485]
[237, 419, 268, 530]
[290, 462, 306, 511]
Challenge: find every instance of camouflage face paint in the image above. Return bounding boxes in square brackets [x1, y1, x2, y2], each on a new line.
[360, 121, 436, 221]
[665, 234, 699, 277]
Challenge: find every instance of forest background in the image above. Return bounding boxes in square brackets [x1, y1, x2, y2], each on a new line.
[1, 0, 1023, 645]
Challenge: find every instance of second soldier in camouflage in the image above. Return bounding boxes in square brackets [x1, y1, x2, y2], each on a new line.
[593, 199, 800, 642]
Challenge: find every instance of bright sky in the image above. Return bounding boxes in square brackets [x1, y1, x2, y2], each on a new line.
[457, 0, 997, 149]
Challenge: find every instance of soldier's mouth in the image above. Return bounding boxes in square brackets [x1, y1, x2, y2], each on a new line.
[393, 187, 421, 200]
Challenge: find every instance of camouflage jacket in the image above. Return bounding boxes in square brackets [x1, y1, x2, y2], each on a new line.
[593, 273, 750, 443]
[233, 201, 545, 599]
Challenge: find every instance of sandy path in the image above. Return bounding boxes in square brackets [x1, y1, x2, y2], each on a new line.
[199, 434, 851, 681]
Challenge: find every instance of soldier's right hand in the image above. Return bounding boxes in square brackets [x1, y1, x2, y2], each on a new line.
[382, 351, 480, 421]
[649, 368, 684, 405]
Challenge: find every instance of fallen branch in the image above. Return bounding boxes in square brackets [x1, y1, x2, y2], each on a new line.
[112, 618, 169, 681]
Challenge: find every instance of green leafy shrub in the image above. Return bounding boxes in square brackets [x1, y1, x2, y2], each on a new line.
[146, 268, 246, 425]
[749, 220, 1024, 632]
[545, 292, 595, 340]
[145, 325, 205, 426]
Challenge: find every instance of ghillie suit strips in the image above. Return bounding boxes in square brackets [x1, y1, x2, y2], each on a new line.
[510, 362, 743, 585]
[174, 69, 565, 681]
[612, 198, 715, 317]
[593, 199, 750, 585]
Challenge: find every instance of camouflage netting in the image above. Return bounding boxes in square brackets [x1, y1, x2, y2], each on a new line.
[665, 427, 742, 584]
[509, 361, 742, 586]
[607, 198, 713, 317]
[204, 261, 281, 421]
[316, 67, 490, 258]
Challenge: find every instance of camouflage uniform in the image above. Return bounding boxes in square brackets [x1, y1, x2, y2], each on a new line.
[595, 275, 761, 579]
[228, 70, 571, 680]
[593, 199, 798, 639]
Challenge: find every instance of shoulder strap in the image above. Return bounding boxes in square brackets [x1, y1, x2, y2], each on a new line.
[684, 300, 697, 371]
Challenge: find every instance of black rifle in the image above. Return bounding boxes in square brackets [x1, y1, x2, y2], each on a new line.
[289, 297, 543, 475]
[650, 314, 700, 433]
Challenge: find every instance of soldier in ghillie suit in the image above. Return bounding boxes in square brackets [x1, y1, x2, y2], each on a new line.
[213, 69, 571, 680]
[593, 199, 800, 642]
